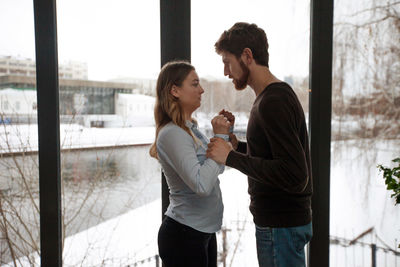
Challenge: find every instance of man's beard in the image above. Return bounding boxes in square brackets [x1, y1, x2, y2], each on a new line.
[233, 59, 250, 90]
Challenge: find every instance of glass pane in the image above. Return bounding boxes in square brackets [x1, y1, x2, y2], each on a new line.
[331, 0, 400, 265]
[192, 1, 310, 265]
[57, 0, 161, 265]
[0, 0, 40, 265]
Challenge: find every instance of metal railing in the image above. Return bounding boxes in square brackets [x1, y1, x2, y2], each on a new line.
[128, 255, 160, 267]
[330, 227, 400, 267]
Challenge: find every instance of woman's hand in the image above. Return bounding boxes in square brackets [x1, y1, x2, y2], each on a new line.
[211, 115, 231, 134]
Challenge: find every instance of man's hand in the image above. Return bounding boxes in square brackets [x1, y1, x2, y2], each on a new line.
[206, 137, 233, 165]
[219, 109, 235, 127]
[229, 133, 239, 150]
[211, 115, 230, 134]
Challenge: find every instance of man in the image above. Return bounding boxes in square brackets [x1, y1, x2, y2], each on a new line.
[206, 22, 313, 267]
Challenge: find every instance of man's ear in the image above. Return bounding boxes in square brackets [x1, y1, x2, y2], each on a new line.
[241, 48, 253, 65]
[170, 85, 180, 98]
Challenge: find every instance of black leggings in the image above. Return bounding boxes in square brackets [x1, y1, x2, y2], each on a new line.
[158, 216, 217, 267]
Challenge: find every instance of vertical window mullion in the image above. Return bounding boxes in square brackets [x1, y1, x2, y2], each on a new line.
[159, 0, 191, 219]
[309, 0, 334, 266]
[33, 0, 62, 266]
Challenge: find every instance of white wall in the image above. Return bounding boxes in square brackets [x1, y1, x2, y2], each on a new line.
[115, 93, 155, 127]
[115, 93, 155, 117]
[0, 88, 37, 115]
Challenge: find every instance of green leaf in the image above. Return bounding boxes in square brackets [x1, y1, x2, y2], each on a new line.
[392, 158, 400, 163]
[378, 157, 400, 205]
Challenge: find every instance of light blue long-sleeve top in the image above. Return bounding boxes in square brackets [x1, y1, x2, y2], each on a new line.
[156, 120, 228, 233]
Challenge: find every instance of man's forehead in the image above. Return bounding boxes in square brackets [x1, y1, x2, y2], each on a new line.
[222, 52, 232, 62]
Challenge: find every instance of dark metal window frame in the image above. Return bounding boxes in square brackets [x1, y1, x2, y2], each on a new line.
[33, 0, 332, 266]
[33, 0, 62, 266]
[160, 0, 191, 219]
[308, 0, 334, 265]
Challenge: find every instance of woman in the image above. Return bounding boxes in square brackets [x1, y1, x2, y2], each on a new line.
[149, 61, 231, 267]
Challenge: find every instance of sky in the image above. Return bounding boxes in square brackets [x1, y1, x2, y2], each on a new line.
[0, 0, 310, 81]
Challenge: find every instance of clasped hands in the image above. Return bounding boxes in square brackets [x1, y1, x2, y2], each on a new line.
[206, 110, 238, 165]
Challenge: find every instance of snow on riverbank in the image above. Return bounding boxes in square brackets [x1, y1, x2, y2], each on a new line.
[0, 124, 155, 154]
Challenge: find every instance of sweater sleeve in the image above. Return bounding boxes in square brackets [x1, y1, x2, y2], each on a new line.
[225, 94, 309, 194]
[157, 126, 222, 197]
[236, 141, 247, 154]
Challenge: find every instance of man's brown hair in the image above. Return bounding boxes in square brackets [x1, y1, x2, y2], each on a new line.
[215, 22, 269, 67]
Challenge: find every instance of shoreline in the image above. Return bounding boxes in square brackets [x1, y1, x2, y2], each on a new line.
[0, 142, 152, 158]
[0, 123, 156, 156]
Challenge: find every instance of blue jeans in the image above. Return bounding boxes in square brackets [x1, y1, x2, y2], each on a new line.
[255, 222, 312, 267]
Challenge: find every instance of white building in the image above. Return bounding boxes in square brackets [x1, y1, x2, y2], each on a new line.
[0, 89, 156, 127]
[0, 88, 37, 116]
[108, 77, 157, 96]
[0, 56, 88, 80]
[115, 93, 155, 127]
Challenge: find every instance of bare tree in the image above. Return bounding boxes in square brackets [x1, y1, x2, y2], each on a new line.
[333, 0, 400, 140]
[0, 115, 158, 266]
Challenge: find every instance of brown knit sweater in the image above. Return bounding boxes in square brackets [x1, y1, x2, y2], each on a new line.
[226, 82, 312, 227]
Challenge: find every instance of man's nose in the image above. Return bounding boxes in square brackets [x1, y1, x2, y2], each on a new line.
[224, 66, 230, 77]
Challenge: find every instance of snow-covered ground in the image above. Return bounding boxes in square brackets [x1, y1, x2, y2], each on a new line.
[0, 124, 155, 154]
[58, 168, 258, 267]
[330, 139, 400, 266]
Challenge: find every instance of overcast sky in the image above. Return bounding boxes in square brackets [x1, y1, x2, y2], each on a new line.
[0, 0, 310, 81]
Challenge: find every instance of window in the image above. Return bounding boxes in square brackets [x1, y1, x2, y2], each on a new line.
[330, 0, 400, 265]
[192, 1, 310, 265]
[57, 0, 161, 264]
[0, 1, 39, 264]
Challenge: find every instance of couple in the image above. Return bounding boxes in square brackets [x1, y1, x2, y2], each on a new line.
[149, 22, 313, 267]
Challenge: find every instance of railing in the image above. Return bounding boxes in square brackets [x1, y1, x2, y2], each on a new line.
[129, 227, 399, 267]
[330, 227, 400, 267]
[127, 255, 160, 267]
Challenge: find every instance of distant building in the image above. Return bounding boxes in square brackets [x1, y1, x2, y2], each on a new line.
[0, 55, 88, 80]
[115, 93, 155, 117]
[0, 88, 155, 127]
[113, 93, 155, 127]
[0, 75, 156, 127]
[0, 88, 37, 116]
[108, 77, 157, 96]
[0, 75, 139, 115]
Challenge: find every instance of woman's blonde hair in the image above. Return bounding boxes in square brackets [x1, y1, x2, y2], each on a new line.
[149, 61, 197, 159]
